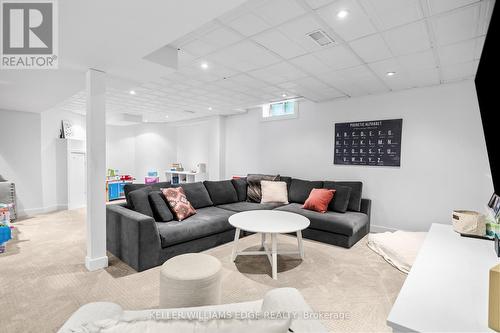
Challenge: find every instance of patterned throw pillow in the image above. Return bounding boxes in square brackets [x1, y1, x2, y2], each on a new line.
[161, 187, 196, 221]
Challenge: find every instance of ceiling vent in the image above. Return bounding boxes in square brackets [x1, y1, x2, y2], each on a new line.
[307, 30, 335, 47]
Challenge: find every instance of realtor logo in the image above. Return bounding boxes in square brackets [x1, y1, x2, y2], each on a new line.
[1, 0, 58, 69]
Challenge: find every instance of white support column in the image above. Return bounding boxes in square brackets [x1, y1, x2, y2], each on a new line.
[85, 68, 108, 271]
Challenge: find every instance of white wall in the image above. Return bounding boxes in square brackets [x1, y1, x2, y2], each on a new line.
[106, 125, 137, 176]
[176, 116, 225, 180]
[0, 109, 44, 216]
[41, 108, 86, 211]
[224, 81, 493, 232]
[135, 123, 177, 182]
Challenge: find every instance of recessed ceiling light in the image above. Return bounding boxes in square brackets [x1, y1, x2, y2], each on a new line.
[282, 93, 287, 98]
[386, 71, 396, 77]
[129, 90, 136, 95]
[165, 115, 169, 118]
[200, 62, 209, 70]
[337, 10, 349, 19]
[208, 107, 213, 111]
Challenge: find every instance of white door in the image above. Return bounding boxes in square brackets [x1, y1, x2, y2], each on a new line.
[68, 152, 86, 209]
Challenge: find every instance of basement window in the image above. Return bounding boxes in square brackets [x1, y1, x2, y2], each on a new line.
[262, 100, 298, 121]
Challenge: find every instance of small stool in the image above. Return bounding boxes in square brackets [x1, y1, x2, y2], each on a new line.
[159, 253, 222, 308]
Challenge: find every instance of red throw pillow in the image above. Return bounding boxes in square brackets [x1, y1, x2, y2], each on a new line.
[161, 187, 196, 221]
[302, 188, 336, 213]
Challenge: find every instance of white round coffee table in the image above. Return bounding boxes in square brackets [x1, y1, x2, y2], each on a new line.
[229, 210, 310, 280]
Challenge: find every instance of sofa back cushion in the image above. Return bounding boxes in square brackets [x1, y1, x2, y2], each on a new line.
[246, 174, 280, 203]
[323, 182, 352, 213]
[177, 182, 213, 209]
[261, 180, 289, 204]
[161, 187, 197, 221]
[289, 178, 324, 204]
[204, 180, 239, 205]
[335, 181, 363, 212]
[148, 191, 174, 222]
[124, 182, 171, 204]
[279, 176, 292, 192]
[231, 177, 247, 201]
[127, 187, 154, 217]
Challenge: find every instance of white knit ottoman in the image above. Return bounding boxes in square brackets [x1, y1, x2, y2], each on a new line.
[159, 253, 222, 308]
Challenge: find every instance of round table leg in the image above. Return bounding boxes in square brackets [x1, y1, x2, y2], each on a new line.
[271, 233, 278, 280]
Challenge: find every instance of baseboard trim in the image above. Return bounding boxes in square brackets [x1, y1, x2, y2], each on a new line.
[370, 224, 398, 233]
[16, 204, 69, 218]
[85, 255, 108, 271]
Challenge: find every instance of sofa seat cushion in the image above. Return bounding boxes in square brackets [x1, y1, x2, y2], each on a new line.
[204, 180, 239, 205]
[156, 207, 234, 248]
[217, 201, 285, 212]
[275, 203, 368, 236]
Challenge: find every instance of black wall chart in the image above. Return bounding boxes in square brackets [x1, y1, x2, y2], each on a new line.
[334, 119, 403, 167]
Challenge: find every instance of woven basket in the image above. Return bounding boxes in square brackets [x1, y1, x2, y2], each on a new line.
[452, 210, 485, 236]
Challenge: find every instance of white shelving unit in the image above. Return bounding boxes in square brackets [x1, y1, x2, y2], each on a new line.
[165, 170, 207, 184]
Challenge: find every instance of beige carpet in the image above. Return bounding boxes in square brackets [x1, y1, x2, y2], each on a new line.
[0, 209, 406, 333]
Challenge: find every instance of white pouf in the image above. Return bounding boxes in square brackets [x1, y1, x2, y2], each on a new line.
[159, 253, 222, 308]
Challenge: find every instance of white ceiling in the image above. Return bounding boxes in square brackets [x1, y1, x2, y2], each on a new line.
[0, 0, 247, 114]
[1, 0, 495, 123]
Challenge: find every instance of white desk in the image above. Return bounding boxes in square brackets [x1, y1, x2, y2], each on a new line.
[387, 223, 499, 332]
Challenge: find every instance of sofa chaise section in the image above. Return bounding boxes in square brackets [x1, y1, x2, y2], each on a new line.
[107, 203, 237, 272]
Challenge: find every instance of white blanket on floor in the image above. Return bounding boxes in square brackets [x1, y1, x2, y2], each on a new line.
[367, 231, 427, 274]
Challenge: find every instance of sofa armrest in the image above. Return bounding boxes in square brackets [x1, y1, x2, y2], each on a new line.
[106, 204, 161, 271]
[360, 198, 371, 228]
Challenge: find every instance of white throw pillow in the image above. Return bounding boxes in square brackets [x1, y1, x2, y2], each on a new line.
[260, 181, 289, 204]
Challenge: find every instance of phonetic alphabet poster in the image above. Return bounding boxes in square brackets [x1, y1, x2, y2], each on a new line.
[334, 119, 403, 167]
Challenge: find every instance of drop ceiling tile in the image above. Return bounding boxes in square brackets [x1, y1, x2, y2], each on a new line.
[427, 0, 480, 15]
[253, 0, 307, 27]
[297, 76, 331, 91]
[313, 45, 362, 71]
[441, 60, 478, 82]
[180, 39, 217, 57]
[349, 34, 393, 63]
[278, 15, 328, 52]
[318, 0, 377, 41]
[304, 0, 336, 9]
[268, 62, 308, 81]
[201, 27, 243, 49]
[438, 38, 476, 66]
[408, 67, 440, 87]
[223, 41, 281, 71]
[225, 12, 271, 36]
[398, 49, 436, 70]
[384, 21, 431, 56]
[368, 58, 412, 89]
[320, 65, 388, 96]
[252, 30, 308, 59]
[432, 5, 481, 46]
[289, 53, 328, 75]
[359, 0, 423, 30]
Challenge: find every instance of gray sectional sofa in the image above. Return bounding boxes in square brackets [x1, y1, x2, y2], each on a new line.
[106, 176, 371, 272]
